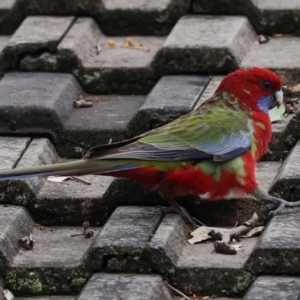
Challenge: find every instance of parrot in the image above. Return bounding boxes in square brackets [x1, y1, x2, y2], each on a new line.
[0, 67, 299, 229]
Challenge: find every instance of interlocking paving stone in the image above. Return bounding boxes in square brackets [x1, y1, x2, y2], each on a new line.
[154, 16, 257, 75]
[4, 16, 74, 69]
[151, 215, 256, 296]
[251, 0, 300, 34]
[77, 273, 174, 300]
[270, 141, 300, 200]
[0, 205, 33, 271]
[4, 225, 101, 296]
[128, 75, 209, 135]
[192, 0, 300, 35]
[91, 206, 162, 271]
[0, 72, 82, 139]
[0, 0, 23, 34]
[100, 0, 190, 36]
[246, 208, 300, 274]
[89, 206, 256, 296]
[57, 17, 165, 94]
[60, 95, 145, 157]
[0, 138, 115, 225]
[16, 297, 76, 300]
[243, 276, 300, 300]
[0, 137, 30, 169]
[241, 37, 300, 79]
[192, 0, 244, 14]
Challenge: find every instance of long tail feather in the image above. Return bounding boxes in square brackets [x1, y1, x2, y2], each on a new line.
[0, 159, 138, 181]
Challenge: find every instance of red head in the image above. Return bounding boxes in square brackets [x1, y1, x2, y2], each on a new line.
[216, 67, 283, 114]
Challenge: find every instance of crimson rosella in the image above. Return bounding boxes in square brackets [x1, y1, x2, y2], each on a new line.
[0, 67, 298, 228]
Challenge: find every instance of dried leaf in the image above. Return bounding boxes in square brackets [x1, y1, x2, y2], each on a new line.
[47, 176, 70, 182]
[240, 226, 264, 238]
[188, 226, 212, 244]
[4, 289, 14, 300]
[269, 104, 285, 122]
[188, 227, 226, 244]
[292, 82, 300, 92]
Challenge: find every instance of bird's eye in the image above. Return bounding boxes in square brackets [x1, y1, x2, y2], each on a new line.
[262, 81, 271, 89]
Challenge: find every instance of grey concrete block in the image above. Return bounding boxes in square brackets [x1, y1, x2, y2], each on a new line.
[241, 37, 300, 76]
[100, 0, 190, 35]
[128, 75, 209, 134]
[0, 72, 82, 139]
[150, 214, 188, 264]
[60, 95, 145, 157]
[91, 206, 162, 272]
[246, 208, 300, 274]
[4, 16, 74, 68]
[0, 205, 33, 271]
[243, 276, 300, 300]
[154, 16, 256, 74]
[78, 273, 174, 300]
[1, 138, 58, 207]
[58, 17, 164, 94]
[0, 137, 30, 169]
[193, 0, 244, 14]
[270, 141, 300, 200]
[0, 0, 23, 34]
[5, 225, 101, 296]
[250, 0, 300, 34]
[16, 297, 76, 300]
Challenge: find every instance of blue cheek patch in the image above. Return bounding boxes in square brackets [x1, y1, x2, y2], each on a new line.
[257, 95, 273, 114]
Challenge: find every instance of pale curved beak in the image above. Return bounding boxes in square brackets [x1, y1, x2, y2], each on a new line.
[275, 89, 284, 108]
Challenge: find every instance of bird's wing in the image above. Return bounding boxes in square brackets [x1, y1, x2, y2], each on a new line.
[85, 105, 250, 162]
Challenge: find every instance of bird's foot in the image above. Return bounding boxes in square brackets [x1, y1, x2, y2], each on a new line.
[265, 195, 300, 218]
[155, 202, 199, 230]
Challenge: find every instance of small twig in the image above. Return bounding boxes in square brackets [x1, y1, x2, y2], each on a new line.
[192, 217, 207, 227]
[70, 176, 91, 185]
[222, 213, 258, 244]
[119, 44, 150, 52]
[71, 233, 84, 237]
[165, 281, 190, 300]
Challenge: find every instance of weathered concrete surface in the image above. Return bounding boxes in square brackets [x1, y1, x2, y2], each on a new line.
[0, 72, 82, 139]
[58, 17, 164, 94]
[154, 16, 257, 74]
[77, 273, 174, 300]
[243, 276, 300, 300]
[0, 206, 33, 271]
[60, 95, 145, 157]
[129, 75, 209, 135]
[241, 37, 300, 80]
[5, 225, 101, 296]
[270, 141, 300, 200]
[4, 16, 74, 68]
[246, 208, 300, 274]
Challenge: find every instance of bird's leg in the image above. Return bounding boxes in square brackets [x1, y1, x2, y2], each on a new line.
[156, 197, 199, 230]
[253, 186, 300, 217]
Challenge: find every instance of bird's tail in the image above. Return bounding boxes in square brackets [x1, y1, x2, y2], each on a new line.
[0, 159, 138, 181]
